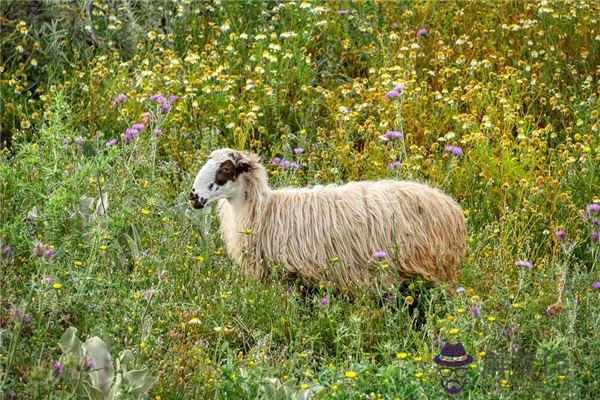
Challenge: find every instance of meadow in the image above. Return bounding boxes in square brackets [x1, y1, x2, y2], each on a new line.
[0, 0, 599, 398]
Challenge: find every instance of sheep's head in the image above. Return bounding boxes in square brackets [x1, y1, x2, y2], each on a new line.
[190, 148, 253, 209]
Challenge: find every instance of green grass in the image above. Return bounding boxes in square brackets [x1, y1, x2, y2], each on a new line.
[1, 1, 599, 399]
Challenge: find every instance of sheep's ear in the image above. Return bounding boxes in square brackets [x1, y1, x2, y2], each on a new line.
[231, 152, 252, 175]
[235, 160, 252, 174]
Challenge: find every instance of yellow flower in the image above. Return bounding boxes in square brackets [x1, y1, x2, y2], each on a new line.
[487, 316, 497, 322]
[243, 228, 253, 234]
[139, 342, 146, 350]
[457, 308, 464, 313]
[188, 317, 201, 325]
[478, 351, 486, 359]
[471, 295, 481, 302]
[449, 328, 459, 334]
[141, 209, 150, 215]
[332, 385, 338, 391]
[345, 370, 357, 378]
[52, 283, 62, 289]
[328, 257, 339, 262]
[396, 352, 409, 359]
[415, 372, 423, 378]
[300, 383, 308, 389]
[405, 296, 414, 305]
[74, 261, 83, 266]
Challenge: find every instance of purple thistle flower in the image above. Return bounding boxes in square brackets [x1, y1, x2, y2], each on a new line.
[113, 93, 126, 105]
[515, 260, 533, 269]
[384, 130, 404, 140]
[289, 162, 301, 170]
[511, 343, 519, 352]
[161, 103, 171, 113]
[373, 251, 386, 259]
[272, 157, 281, 165]
[338, 10, 349, 15]
[53, 362, 62, 376]
[387, 161, 401, 169]
[3, 246, 13, 255]
[504, 329, 511, 337]
[592, 232, 600, 243]
[278, 160, 290, 169]
[154, 128, 163, 136]
[586, 204, 600, 213]
[23, 314, 30, 323]
[132, 123, 144, 131]
[126, 128, 138, 136]
[169, 95, 179, 102]
[321, 296, 328, 307]
[393, 84, 405, 92]
[151, 93, 164, 102]
[546, 306, 554, 316]
[592, 282, 600, 290]
[106, 138, 117, 148]
[123, 132, 135, 142]
[44, 249, 56, 259]
[444, 145, 463, 156]
[387, 294, 396, 302]
[470, 305, 481, 316]
[416, 28, 428, 38]
[556, 230, 566, 239]
[293, 147, 304, 154]
[384, 89, 401, 99]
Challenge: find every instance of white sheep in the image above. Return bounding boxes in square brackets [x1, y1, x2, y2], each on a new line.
[190, 148, 466, 291]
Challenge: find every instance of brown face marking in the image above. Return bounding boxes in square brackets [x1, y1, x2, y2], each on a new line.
[215, 159, 236, 185]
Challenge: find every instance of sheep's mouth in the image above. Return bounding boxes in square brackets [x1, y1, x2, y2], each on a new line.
[189, 192, 207, 209]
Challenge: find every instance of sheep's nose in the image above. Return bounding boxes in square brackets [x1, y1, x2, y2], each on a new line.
[189, 192, 207, 209]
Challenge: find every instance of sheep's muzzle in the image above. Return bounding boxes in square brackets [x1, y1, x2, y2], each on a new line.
[189, 191, 207, 209]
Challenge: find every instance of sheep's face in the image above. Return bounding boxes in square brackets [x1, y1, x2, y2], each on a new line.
[190, 149, 251, 209]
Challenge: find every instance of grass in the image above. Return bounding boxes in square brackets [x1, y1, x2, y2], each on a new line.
[1, 1, 599, 398]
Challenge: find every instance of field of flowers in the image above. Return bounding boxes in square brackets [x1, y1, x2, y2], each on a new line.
[1, 1, 599, 398]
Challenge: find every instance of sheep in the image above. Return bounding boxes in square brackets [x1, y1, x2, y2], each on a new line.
[190, 148, 466, 291]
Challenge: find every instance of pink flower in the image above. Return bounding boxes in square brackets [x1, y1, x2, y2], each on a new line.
[515, 260, 533, 269]
[113, 93, 126, 105]
[416, 28, 428, 38]
[373, 251, 386, 259]
[338, 10, 349, 15]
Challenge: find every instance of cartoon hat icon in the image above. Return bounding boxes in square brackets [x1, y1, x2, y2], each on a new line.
[433, 342, 473, 367]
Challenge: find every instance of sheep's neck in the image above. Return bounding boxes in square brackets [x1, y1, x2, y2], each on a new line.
[229, 176, 271, 229]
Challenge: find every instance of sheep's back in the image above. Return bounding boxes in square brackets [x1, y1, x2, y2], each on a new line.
[257, 180, 465, 288]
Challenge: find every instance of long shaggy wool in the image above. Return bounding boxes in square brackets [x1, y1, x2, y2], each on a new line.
[217, 152, 466, 291]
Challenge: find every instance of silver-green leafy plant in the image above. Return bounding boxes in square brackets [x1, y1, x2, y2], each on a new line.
[57, 327, 155, 399]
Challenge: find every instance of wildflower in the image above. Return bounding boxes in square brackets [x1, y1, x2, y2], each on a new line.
[75, 136, 84, 149]
[293, 147, 304, 154]
[449, 328, 459, 334]
[52, 283, 62, 290]
[396, 352, 409, 359]
[546, 306, 554, 316]
[592, 282, 600, 290]
[405, 296, 414, 305]
[145, 288, 155, 301]
[387, 161, 401, 169]
[338, 10, 349, 15]
[586, 204, 600, 213]
[504, 329, 511, 337]
[345, 371, 357, 378]
[43, 276, 55, 284]
[154, 128, 163, 136]
[515, 260, 533, 268]
[321, 296, 328, 307]
[44, 248, 55, 259]
[592, 232, 600, 243]
[470, 306, 481, 315]
[373, 251, 386, 259]
[456, 287, 465, 293]
[159, 269, 168, 280]
[444, 145, 463, 156]
[131, 123, 144, 131]
[113, 93, 126, 104]
[384, 84, 404, 99]
[387, 294, 396, 302]
[272, 157, 281, 165]
[33, 241, 45, 257]
[106, 138, 117, 148]
[487, 316, 496, 322]
[141, 112, 151, 123]
[53, 362, 63, 376]
[161, 103, 171, 113]
[289, 162, 301, 170]
[384, 130, 404, 140]
[416, 28, 428, 38]
[556, 230, 566, 239]
[188, 317, 201, 324]
[169, 95, 178, 102]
